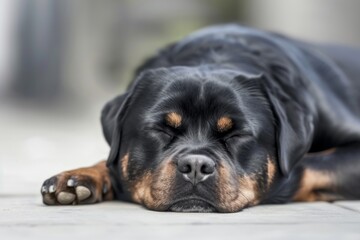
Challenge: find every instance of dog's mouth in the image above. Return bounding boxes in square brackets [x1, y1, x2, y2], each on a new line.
[169, 198, 217, 213]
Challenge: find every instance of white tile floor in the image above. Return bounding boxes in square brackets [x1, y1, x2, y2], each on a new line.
[1, 197, 360, 240]
[1, 102, 360, 239]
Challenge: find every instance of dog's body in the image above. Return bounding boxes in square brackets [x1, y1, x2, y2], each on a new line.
[41, 25, 360, 212]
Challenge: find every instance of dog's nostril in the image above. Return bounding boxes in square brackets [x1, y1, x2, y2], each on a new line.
[201, 164, 215, 175]
[179, 164, 192, 174]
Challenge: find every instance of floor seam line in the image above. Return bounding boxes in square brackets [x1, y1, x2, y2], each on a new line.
[332, 203, 360, 214]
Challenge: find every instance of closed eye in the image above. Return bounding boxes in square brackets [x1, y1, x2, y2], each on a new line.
[223, 131, 253, 143]
[145, 126, 172, 136]
[144, 125, 175, 143]
[156, 129, 173, 139]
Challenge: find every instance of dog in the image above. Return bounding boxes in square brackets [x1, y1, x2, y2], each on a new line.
[41, 24, 360, 212]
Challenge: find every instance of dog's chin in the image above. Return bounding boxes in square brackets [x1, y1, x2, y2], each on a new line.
[169, 199, 217, 213]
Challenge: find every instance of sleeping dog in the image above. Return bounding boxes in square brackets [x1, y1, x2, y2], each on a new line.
[41, 24, 360, 212]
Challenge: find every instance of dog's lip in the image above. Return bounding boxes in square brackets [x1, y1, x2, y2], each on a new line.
[168, 197, 217, 212]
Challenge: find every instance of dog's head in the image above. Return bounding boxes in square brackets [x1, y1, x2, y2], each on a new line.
[101, 66, 313, 212]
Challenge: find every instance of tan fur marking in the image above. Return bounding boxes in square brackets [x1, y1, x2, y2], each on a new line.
[131, 171, 152, 204]
[293, 169, 333, 202]
[131, 159, 176, 210]
[88, 161, 114, 201]
[121, 154, 129, 180]
[217, 116, 233, 132]
[217, 162, 259, 212]
[267, 156, 276, 189]
[166, 112, 182, 128]
[239, 175, 259, 205]
[218, 163, 239, 211]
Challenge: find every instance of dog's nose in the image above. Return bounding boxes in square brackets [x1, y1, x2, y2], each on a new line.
[177, 155, 215, 185]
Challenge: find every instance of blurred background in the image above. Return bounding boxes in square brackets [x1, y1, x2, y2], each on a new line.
[1, 0, 360, 195]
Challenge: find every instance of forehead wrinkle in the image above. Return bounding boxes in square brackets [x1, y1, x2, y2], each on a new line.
[179, 127, 210, 146]
[151, 79, 202, 112]
[201, 82, 257, 134]
[146, 90, 185, 122]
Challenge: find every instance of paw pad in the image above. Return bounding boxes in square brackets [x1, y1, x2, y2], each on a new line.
[76, 186, 91, 201]
[57, 192, 76, 204]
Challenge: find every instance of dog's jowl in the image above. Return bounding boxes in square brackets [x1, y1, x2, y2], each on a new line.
[41, 24, 360, 212]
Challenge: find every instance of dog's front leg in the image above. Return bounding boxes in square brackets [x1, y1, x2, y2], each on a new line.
[41, 161, 114, 205]
[293, 143, 360, 202]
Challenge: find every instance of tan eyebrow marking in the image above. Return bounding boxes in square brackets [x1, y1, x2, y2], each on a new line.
[217, 116, 233, 132]
[165, 112, 182, 128]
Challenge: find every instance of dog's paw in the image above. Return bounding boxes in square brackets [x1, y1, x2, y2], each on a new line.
[41, 163, 112, 205]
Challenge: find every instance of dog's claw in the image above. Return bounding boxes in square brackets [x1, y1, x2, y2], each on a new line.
[49, 185, 56, 193]
[67, 178, 75, 187]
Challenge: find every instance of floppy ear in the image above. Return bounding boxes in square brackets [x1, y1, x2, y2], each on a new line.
[101, 92, 132, 167]
[262, 73, 314, 176]
[235, 73, 313, 175]
[101, 68, 174, 167]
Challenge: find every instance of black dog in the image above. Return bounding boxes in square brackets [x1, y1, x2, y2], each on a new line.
[41, 24, 360, 212]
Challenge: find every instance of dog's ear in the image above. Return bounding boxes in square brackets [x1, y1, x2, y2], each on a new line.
[262, 71, 314, 176]
[266, 89, 314, 175]
[100, 68, 170, 167]
[236, 72, 314, 175]
[101, 92, 132, 167]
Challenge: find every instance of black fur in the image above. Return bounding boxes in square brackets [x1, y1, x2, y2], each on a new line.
[102, 24, 360, 210]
